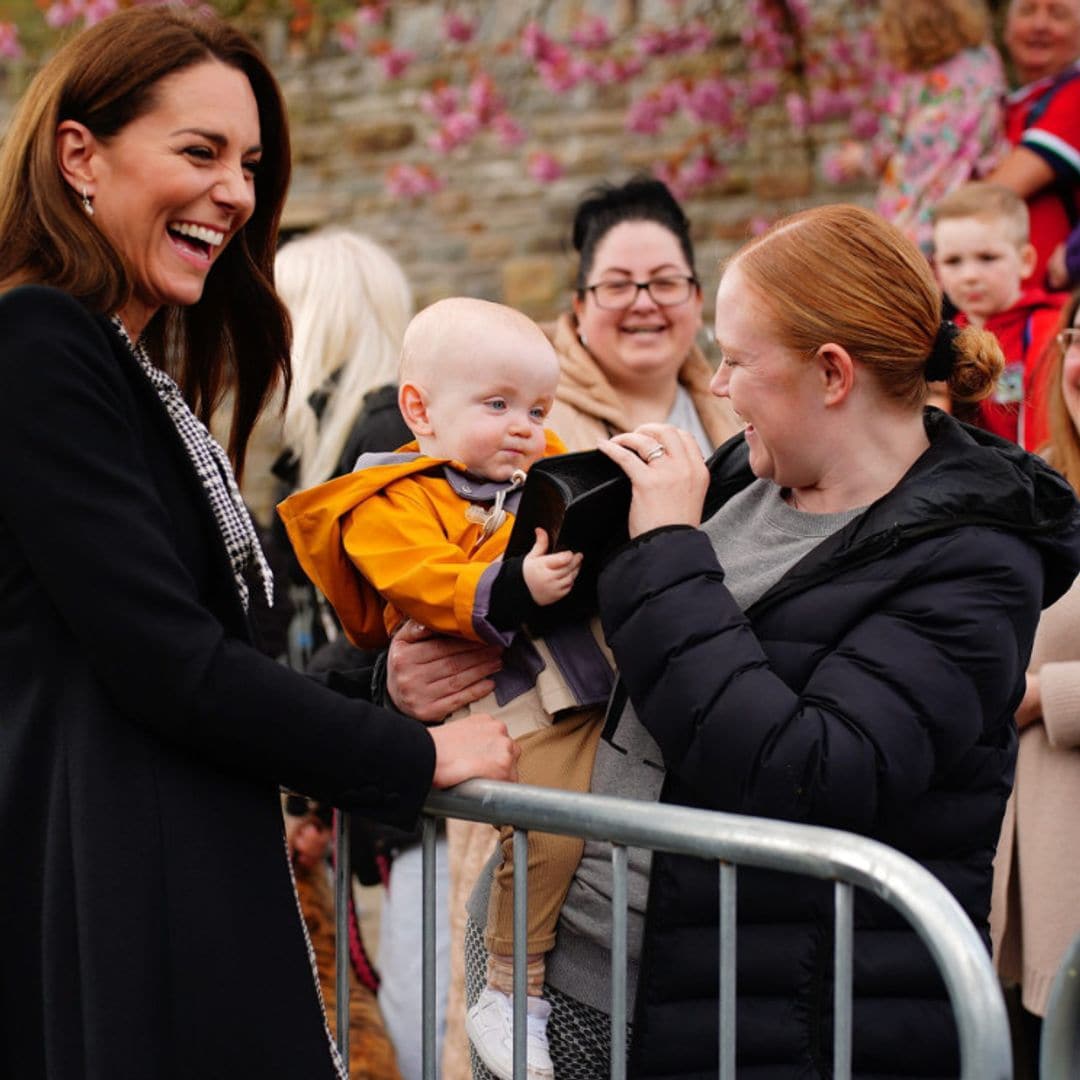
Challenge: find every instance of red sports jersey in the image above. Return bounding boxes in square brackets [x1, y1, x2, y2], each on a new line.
[1005, 64, 1080, 290]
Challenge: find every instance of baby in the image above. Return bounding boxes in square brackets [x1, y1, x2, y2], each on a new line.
[280, 297, 615, 1080]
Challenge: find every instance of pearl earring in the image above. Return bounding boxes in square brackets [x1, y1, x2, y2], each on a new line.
[81, 187, 94, 217]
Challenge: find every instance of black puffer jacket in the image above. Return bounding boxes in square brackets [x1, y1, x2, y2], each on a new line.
[598, 411, 1080, 1080]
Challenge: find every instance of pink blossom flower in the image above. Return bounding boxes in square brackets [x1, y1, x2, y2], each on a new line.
[786, 0, 812, 30]
[335, 20, 360, 54]
[537, 54, 587, 93]
[358, 1, 388, 26]
[655, 80, 686, 113]
[747, 74, 780, 108]
[0, 21, 22, 60]
[468, 72, 504, 123]
[420, 84, 461, 120]
[785, 92, 809, 133]
[819, 143, 867, 185]
[637, 20, 713, 56]
[626, 98, 666, 136]
[849, 107, 881, 141]
[684, 78, 736, 127]
[527, 152, 564, 183]
[678, 153, 727, 192]
[428, 110, 481, 154]
[571, 15, 612, 50]
[82, 0, 118, 26]
[385, 163, 444, 199]
[808, 86, 843, 123]
[683, 19, 715, 51]
[585, 56, 646, 87]
[626, 82, 683, 134]
[492, 113, 527, 148]
[634, 27, 671, 57]
[442, 12, 475, 44]
[521, 21, 559, 63]
[749, 215, 773, 237]
[378, 47, 415, 80]
[44, 0, 81, 29]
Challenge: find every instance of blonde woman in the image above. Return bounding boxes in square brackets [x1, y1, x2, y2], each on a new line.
[275, 228, 412, 491]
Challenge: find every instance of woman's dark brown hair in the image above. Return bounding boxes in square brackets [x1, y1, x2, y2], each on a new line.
[0, 6, 292, 477]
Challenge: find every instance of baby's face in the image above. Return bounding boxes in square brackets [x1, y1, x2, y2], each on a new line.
[423, 329, 560, 480]
[933, 216, 1032, 325]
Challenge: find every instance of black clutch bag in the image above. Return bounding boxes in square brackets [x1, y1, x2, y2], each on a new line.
[505, 450, 631, 631]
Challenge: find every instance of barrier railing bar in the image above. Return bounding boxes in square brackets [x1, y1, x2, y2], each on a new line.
[611, 844, 628, 1080]
[421, 816, 437, 1080]
[513, 827, 528, 1079]
[1040, 931, 1080, 1080]
[833, 881, 853, 1080]
[334, 809, 351, 1068]
[719, 862, 736, 1080]
[426, 779, 1012, 1080]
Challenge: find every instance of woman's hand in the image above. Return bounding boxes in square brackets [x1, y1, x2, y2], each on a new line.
[387, 619, 502, 722]
[598, 423, 709, 537]
[1015, 671, 1043, 730]
[429, 713, 520, 788]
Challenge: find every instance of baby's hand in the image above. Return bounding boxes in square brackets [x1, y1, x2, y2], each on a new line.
[522, 528, 582, 606]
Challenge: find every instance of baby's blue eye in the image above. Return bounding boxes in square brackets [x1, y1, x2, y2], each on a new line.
[529, 406, 546, 421]
[487, 399, 507, 411]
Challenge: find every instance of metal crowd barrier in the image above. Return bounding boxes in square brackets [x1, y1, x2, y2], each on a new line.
[334, 780, 1013, 1080]
[1040, 931, 1080, 1080]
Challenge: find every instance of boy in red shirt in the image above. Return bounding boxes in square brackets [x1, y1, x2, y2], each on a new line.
[933, 182, 1065, 449]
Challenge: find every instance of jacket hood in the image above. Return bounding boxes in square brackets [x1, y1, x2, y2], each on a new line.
[706, 408, 1080, 612]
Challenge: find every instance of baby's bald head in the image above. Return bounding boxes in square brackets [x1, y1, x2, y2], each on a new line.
[400, 297, 556, 388]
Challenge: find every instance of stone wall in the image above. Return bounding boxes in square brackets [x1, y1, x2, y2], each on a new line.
[0, 0, 880, 331]
[266, 0, 876, 327]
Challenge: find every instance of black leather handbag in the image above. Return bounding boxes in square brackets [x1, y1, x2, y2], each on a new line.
[505, 450, 630, 630]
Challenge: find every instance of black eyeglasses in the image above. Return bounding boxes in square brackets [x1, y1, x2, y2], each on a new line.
[583, 275, 698, 311]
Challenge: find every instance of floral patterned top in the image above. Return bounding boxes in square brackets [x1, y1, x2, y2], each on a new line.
[871, 43, 1010, 256]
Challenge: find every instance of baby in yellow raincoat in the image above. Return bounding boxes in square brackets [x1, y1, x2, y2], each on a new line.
[279, 297, 613, 1080]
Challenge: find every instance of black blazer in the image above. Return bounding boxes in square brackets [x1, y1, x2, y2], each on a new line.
[0, 286, 435, 1079]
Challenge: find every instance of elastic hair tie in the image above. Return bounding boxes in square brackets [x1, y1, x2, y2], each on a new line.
[925, 320, 960, 381]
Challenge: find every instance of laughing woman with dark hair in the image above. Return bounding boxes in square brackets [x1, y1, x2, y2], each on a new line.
[0, 9, 517, 1078]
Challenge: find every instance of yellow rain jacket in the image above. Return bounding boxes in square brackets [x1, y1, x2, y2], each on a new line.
[278, 432, 567, 649]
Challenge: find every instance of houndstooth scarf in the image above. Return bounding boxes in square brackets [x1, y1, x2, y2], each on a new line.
[111, 317, 273, 611]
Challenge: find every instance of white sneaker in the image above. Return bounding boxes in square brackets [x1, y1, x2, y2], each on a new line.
[465, 985, 554, 1080]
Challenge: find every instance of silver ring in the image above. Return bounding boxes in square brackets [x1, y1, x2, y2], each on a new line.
[645, 444, 667, 463]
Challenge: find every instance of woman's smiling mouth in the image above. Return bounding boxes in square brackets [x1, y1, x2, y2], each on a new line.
[167, 221, 225, 261]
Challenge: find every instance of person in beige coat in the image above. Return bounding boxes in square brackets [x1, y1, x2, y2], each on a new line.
[991, 285, 1080, 1078]
[441, 176, 740, 1080]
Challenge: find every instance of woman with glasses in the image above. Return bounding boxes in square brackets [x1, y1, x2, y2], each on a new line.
[398, 204, 1080, 1077]
[991, 307, 1080, 1079]
[546, 175, 739, 455]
